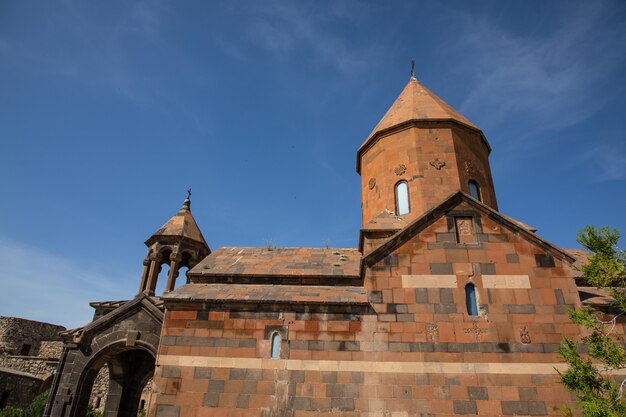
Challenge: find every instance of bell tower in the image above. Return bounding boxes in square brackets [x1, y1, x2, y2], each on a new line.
[357, 74, 498, 229]
[138, 194, 210, 296]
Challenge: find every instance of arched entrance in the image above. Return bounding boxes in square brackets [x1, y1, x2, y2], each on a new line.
[72, 344, 155, 417]
[45, 294, 163, 417]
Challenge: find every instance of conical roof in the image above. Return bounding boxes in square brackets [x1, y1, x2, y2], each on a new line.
[145, 198, 208, 247]
[357, 78, 488, 173]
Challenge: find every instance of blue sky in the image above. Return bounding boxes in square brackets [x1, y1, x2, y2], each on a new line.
[1, 0, 625, 328]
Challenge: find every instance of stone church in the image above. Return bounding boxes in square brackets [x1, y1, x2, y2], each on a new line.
[43, 75, 623, 417]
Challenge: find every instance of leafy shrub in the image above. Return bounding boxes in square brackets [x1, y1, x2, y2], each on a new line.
[0, 407, 24, 417]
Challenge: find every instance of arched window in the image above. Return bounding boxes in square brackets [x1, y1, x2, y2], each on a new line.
[395, 181, 410, 215]
[465, 284, 479, 316]
[468, 180, 481, 201]
[271, 333, 281, 359]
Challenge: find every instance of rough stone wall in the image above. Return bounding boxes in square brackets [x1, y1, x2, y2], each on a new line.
[38, 341, 64, 359]
[0, 356, 57, 379]
[148, 205, 600, 417]
[0, 369, 42, 409]
[0, 316, 65, 356]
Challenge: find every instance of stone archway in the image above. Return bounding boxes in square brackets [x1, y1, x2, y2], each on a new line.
[45, 294, 162, 417]
[72, 344, 155, 417]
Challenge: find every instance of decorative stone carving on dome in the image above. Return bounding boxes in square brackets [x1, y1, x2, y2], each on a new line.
[394, 164, 407, 176]
[429, 158, 445, 170]
[368, 178, 376, 190]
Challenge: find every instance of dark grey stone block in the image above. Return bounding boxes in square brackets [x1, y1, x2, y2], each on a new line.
[501, 401, 528, 415]
[290, 370, 305, 383]
[415, 288, 429, 304]
[554, 289, 565, 305]
[480, 263, 496, 274]
[207, 380, 225, 393]
[445, 376, 460, 386]
[468, 386, 488, 400]
[505, 253, 519, 263]
[519, 387, 537, 401]
[535, 254, 555, 267]
[203, 393, 220, 407]
[236, 395, 249, 408]
[321, 372, 337, 383]
[351, 372, 364, 384]
[161, 366, 181, 378]
[440, 288, 454, 304]
[193, 367, 211, 379]
[331, 398, 354, 411]
[436, 232, 457, 242]
[528, 401, 547, 415]
[505, 304, 536, 314]
[435, 304, 457, 314]
[156, 405, 180, 417]
[453, 400, 477, 415]
[230, 369, 246, 380]
[293, 397, 311, 410]
[430, 263, 453, 274]
[239, 339, 256, 348]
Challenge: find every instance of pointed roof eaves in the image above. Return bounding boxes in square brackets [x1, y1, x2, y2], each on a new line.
[145, 198, 208, 248]
[356, 80, 491, 174]
[361, 191, 575, 272]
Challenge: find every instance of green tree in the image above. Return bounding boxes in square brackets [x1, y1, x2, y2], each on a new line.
[23, 391, 47, 417]
[558, 226, 626, 417]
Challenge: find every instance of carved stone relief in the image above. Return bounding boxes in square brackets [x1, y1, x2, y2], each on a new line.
[464, 161, 477, 175]
[520, 326, 531, 344]
[394, 164, 407, 176]
[429, 158, 445, 170]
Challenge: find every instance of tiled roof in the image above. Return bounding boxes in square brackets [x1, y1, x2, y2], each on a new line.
[578, 287, 614, 307]
[359, 79, 480, 153]
[164, 283, 368, 305]
[363, 210, 407, 231]
[189, 247, 361, 280]
[563, 249, 588, 278]
[145, 198, 208, 247]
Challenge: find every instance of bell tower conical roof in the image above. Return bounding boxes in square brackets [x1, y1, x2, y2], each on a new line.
[145, 198, 208, 247]
[357, 74, 498, 230]
[357, 78, 490, 174]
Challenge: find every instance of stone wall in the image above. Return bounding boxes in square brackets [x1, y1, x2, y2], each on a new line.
[0, 368, 43, 409]
[149, 203, 598, 417]
[38, 341, 63, 359]
[0, 356, 57, 379]
[0, 317, 65, 356]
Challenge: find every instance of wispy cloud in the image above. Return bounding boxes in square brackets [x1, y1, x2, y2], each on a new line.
[219, 0, 384, 75]
[450, 1, 626, 134]
[575, 145, 626, 182]
[0, 0, 172, 106]
[0, 235, 135, 329]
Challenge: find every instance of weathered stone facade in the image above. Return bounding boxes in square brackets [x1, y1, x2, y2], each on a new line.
[44, 76, 626, 417]
[0, 317, 65, 357]
[0, 317, 66, 409]
[0, 368, 43, 409]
